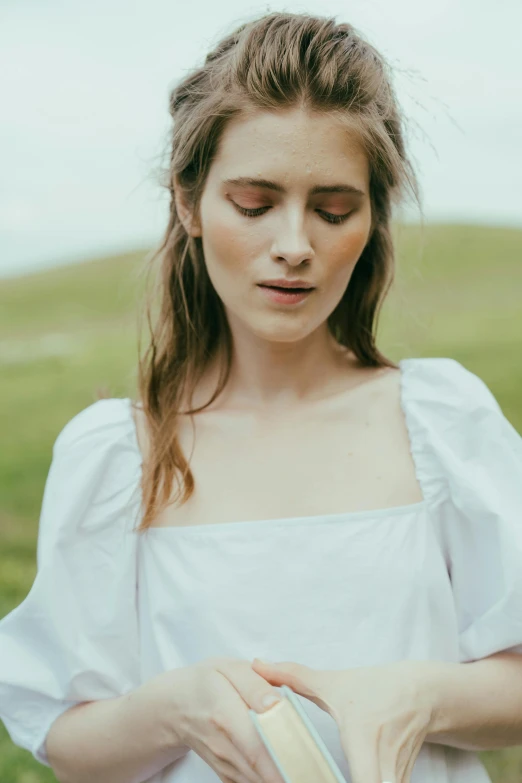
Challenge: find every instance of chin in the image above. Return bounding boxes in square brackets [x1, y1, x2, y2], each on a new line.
[249, 322, 315, 343]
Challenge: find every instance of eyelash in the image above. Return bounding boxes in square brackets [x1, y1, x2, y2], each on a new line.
[234, 205, 353, 225]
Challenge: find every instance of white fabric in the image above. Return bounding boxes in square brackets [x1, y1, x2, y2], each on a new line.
[1, 356, 521, 783]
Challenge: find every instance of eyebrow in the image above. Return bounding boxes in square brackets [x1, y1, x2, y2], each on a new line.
[222, 177, 366, 197]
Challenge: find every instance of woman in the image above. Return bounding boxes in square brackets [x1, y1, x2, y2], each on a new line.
[1, 11, 521, 783]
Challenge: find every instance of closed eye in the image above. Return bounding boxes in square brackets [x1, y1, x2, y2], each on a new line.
[233, 204, 353, 225]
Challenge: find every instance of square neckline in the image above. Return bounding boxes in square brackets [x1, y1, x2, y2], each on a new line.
[128, 357, 428, 535]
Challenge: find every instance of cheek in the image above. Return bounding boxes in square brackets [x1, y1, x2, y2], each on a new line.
[202, 210, 262, 284]
[327, 225, 369, 279]
[339, 206, 372, 254]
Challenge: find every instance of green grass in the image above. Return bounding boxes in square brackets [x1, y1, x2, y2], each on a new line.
[1, 223, 521, 781]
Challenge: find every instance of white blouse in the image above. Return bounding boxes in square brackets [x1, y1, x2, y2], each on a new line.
[1, 357, 521, 783]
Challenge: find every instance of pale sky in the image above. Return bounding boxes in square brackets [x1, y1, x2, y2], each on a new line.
[1, 0, 521, 279]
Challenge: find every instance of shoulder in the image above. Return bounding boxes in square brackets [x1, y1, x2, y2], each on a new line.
[400, 356, 501, 417]
[397, 356, 515, 508]
[128, 402, 150, 461]
[37, 397, 142, 562]
[53, 396, 138, 455]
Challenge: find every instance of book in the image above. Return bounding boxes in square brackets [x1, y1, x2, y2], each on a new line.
[248, 684, 347, 783]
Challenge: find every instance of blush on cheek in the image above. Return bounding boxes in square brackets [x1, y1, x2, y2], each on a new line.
[204, 210, 264, 278]
[329, 228, 368, 269]
[200, 220, 260, 307]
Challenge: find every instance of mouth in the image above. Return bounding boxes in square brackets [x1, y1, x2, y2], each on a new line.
[256, 284, 315, 305]
[257, 285, 314, 292]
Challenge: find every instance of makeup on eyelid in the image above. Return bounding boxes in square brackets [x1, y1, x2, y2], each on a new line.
[229, 199, 354, 224]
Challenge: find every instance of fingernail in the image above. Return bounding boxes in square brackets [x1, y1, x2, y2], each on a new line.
[254, 658, 272, 665]
[261, 692, 281, 708]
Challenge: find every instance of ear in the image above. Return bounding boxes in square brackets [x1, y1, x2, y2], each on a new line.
[172, 176, 201, 237]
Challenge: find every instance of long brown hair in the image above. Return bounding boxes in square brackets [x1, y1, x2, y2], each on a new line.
[129, 11, 422, 533]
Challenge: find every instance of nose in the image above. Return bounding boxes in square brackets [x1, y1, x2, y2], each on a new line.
[269, 209, 315, 266]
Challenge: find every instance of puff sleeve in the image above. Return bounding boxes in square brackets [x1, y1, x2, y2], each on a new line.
[405, 357, 522, 663]
[0, 398, 143, 766]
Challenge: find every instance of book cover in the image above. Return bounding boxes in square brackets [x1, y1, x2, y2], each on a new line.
[248, 684, 348, 783]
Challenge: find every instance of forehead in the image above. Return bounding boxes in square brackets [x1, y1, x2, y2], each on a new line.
[209, 107, 369, 188]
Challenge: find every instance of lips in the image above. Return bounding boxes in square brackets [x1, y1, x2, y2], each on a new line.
[258, 285, 314, 292]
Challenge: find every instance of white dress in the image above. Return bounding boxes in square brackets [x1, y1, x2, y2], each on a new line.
[1, 357, 521, 783]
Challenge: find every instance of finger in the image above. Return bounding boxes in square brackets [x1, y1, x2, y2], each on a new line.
[341, 732, 381, 783]
[190, 721, 261, 783]
[212, 661, 284, 782]
[217, 658, 283, 712]
[347, 752, 381, 783]
[214, 745, 263, 783]
[377, 743, 397, 783]
[379, 766, 397, 783]
[400, 733, 425, 783]
[251, 659, 317, 695]
[207, 690, 276, 783]
[251, 659, 337, 717]
[380, 724, 424, 783]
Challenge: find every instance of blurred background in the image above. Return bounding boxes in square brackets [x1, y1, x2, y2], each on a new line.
[1, 0, 521, 780]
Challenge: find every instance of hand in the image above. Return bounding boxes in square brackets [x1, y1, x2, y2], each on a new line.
[170, 656, 287, 783]
[251, 657, 436, 783]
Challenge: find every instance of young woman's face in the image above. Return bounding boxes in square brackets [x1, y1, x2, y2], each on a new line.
[185, 107, 372, 344]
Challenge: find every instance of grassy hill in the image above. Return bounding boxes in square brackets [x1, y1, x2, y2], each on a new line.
[1, 222, 521, 781]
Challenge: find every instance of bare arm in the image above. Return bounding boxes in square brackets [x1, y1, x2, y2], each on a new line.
[426, 652, 522, 751]
[46, 670, 189, 783]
